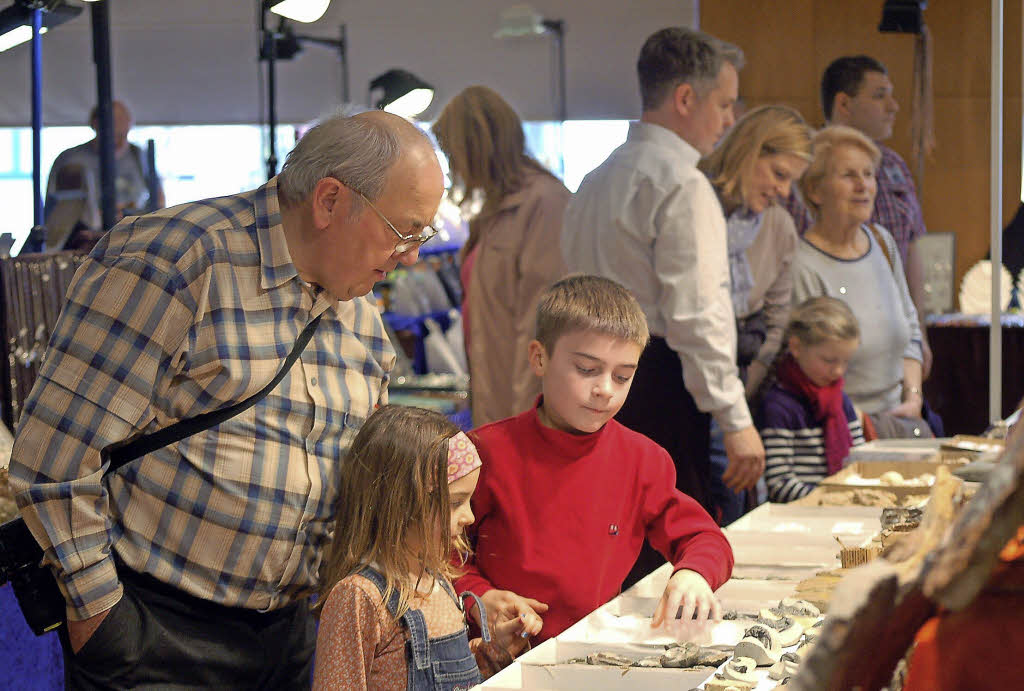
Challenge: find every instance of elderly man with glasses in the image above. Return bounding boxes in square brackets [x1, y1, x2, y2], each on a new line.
[9, 110, 443, 689]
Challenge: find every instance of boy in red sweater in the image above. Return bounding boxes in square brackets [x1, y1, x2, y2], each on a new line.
[456, 275, 734, 643]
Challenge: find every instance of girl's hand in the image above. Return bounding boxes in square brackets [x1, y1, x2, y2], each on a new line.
[651, 569, 721, 630]
[491, 615, 535, 656]
[478, 589, 547, 641]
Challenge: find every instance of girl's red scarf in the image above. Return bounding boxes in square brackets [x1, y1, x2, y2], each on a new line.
[776, 353, 852, 475]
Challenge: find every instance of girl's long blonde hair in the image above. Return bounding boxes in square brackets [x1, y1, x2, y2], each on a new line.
[432, 85, 557, 259]
[785, 296, 860, 347]
[316, 405, 465, 620]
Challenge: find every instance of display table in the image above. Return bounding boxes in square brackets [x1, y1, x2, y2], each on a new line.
[925, 318, 1024, 435]
[478, 503, 881, 689]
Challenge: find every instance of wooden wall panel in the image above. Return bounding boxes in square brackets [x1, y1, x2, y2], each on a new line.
[702, 1, 1023, 308]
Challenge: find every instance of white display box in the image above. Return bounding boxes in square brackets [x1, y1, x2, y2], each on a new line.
[518, 639, 714, 690]
[846, 437, 944, 462]
[725, 503, 880, 535]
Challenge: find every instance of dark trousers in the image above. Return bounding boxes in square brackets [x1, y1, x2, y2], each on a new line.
[616, 337, 712, 589]
[59, 564, 316, 690]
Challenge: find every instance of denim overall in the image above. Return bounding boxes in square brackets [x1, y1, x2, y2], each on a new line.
[358, 568, 490, 691]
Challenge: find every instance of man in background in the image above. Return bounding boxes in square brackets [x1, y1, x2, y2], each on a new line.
[44, 100, 165, 251]
[562, 27, 765, 585]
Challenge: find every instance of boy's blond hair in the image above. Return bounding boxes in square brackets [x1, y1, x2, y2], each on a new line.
[535, 275, 649, 352]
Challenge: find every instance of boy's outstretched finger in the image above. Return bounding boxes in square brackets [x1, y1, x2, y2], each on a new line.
[651, 591, 675, 628]
[677, 593, 697, 624]
[709, 595, 723, 621]
[694, 597, 711, 622]
[522, 597, 550, 613]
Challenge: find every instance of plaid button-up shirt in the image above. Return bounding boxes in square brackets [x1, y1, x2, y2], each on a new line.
[9, 177, 395, 620]
[872, 144, 926, 267]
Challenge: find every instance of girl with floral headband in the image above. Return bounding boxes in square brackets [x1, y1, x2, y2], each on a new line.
[313, 405, 537, 690]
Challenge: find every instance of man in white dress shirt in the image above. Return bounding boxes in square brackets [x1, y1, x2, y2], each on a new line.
[562, 28, 765, 571]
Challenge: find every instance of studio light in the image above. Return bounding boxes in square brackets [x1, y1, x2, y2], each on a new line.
[879, 0, 927, 34]
[0, 24, 43, 52]
[0, 0, 80, 53]
[370, 69, 434, 118]
[266, 0, 329, 24]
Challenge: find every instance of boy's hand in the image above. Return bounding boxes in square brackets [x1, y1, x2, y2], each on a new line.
[477, 589, 547, 641]
[722, 425, 765, 491]
[651, 569, 721, 629]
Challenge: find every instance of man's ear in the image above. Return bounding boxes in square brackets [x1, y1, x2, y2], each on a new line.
[673, 82, 698, 117]
[310, 178, 348, 231]
[527, 340, 548, 378]
[832, 93, 850, 121]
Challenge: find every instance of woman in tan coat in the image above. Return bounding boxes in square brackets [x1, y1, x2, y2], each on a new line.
[433, 86, 570, 426]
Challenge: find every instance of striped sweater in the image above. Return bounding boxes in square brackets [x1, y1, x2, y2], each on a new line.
[758, 384, 865, 503]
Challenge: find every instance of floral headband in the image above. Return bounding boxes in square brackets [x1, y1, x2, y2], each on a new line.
[447, 431, 481, 483]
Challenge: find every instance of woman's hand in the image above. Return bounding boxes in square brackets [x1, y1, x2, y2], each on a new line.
[888, 395, 923, 420]
[651, 569, 721, 629]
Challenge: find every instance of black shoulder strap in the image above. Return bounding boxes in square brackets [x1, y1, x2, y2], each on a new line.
[101, 314, 322, 475]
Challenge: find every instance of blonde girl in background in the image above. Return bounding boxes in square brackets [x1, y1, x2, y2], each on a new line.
[313, 406, 537, 690]
[758, 297, 866, 503]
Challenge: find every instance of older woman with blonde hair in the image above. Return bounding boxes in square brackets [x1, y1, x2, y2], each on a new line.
[698, 104, 812, 523]
[792, 125, 933, 438]
[432, 86, 570, 425]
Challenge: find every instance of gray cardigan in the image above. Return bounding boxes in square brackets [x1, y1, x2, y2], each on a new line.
[791, 224, 922, 414]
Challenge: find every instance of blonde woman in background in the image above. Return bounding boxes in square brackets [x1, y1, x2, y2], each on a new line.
[433, 86, 570, 426]
[698, 104, 813, 524]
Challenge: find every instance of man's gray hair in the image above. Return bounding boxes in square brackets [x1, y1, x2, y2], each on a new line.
[637, 27, 745, 111]
[277, 112, 401, 207]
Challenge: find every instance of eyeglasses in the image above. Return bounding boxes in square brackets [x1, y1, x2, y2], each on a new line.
[353, 188, 439, 254]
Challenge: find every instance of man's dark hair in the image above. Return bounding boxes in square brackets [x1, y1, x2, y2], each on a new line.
[637, 27, 744, 112]
[821, 55, 888, 121]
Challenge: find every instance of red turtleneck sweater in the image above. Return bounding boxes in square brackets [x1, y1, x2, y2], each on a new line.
[455, 404, 734, 642]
